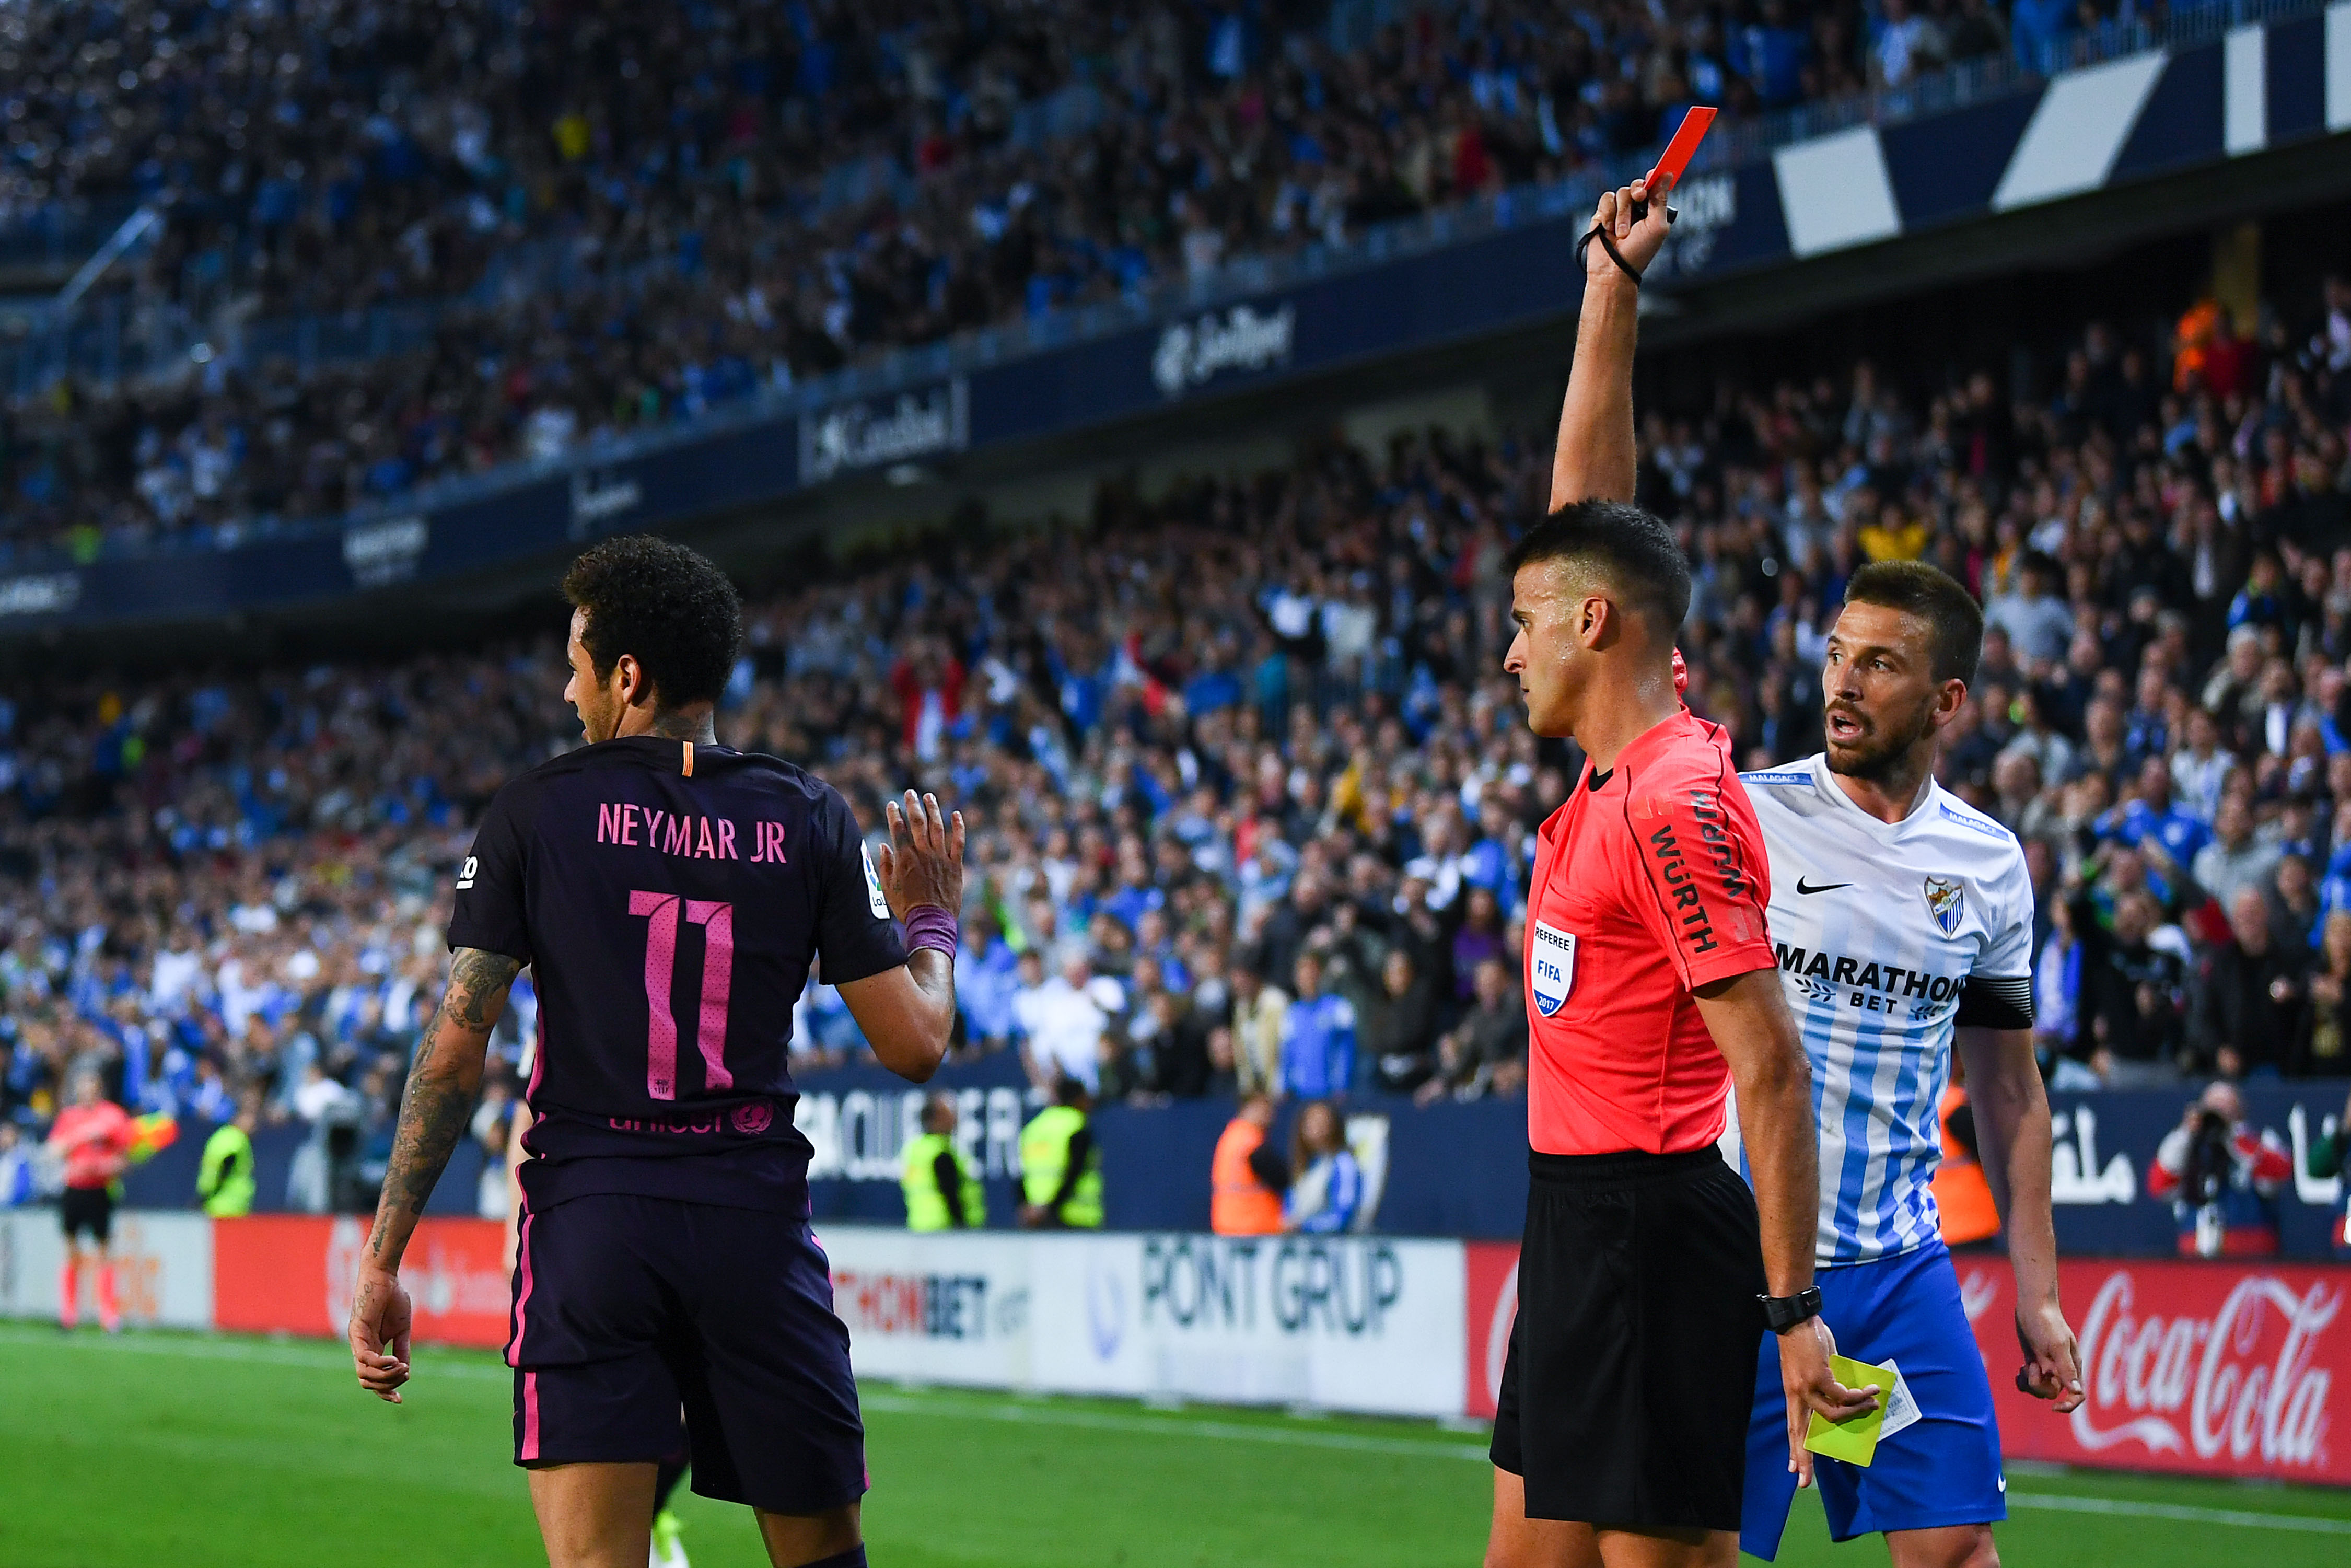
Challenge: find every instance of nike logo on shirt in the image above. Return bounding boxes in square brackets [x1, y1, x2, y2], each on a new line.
[1795, 877, 1852, 895]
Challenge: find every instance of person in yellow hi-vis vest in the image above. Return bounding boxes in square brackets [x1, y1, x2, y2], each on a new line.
[195, 1095, 260, 1219]
[902, 1093, 986, 1230]
[1018, 1076, 1102, 1228]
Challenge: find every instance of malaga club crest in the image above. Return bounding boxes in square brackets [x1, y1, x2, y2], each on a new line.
[1923, 876, 1965, 938]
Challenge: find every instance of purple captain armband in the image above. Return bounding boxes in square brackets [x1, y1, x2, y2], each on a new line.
[901, 903, 959, 959]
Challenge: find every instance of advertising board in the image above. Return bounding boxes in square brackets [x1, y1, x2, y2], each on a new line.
[1027, 1230, 1466, 1416]
[820, 1225, 1032, 1388]
[211, 1215, 512, 1350]
[1959, 1255, 2351, 1483]
[0, 1209, 213, 1329]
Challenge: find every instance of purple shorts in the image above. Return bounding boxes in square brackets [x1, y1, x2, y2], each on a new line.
[508, 1193, 865, 1514]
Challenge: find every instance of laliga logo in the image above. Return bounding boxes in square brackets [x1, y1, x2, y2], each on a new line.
[2069, 1270, 2340, 1467]
[1151, 303, 1297, 399]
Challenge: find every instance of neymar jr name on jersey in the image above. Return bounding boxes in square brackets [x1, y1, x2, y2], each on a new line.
[593, 801, 792, 864]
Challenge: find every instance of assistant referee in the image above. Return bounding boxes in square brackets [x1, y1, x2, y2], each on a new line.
[1484, 177, 1873, 1568]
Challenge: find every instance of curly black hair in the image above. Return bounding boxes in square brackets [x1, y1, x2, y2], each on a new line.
[561, 535, 743, 710]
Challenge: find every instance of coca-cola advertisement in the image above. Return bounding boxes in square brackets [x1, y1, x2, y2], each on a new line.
[1463, 1241, 1519, 1421]
[1960, 1257, 2350, 1483]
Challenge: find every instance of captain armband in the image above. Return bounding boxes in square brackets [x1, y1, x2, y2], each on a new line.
[1953, 972, 2034, 1030]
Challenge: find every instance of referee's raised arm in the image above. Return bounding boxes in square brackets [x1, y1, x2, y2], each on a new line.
[1548, 179, 1674, 511]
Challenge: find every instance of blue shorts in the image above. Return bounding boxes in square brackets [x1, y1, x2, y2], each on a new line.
[509, 1193, 866, 1515]
[1741, 1242, 2004, 1559]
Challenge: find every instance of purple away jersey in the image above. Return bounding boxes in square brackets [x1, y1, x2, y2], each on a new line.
[448, 735, 905, 1214]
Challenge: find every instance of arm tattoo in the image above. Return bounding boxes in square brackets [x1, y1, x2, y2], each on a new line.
[367, 948, 520, 1264]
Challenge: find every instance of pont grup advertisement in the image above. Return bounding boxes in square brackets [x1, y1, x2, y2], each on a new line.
[819, 1227, 1465, 1416]
[1024, 1231, 1467, 1416]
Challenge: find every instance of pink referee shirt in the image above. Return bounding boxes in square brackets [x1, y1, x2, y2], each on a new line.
[1522, 709, 1776, 1156]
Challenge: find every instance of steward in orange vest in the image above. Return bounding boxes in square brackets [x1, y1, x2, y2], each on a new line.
[1933, 1081, 2001, 1246]
[1211, 1095, 1287, 1235]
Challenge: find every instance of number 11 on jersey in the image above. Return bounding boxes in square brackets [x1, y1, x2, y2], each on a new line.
[628, 890, 736, 1099]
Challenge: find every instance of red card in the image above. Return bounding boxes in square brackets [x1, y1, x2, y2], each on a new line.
[1644, 106, 1718, 199]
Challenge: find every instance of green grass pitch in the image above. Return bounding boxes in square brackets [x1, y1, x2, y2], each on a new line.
[6, 1325, 2350, 1566]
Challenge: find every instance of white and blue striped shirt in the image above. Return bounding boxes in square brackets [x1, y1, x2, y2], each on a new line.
[1733, 755, 2035, 1265]
[1286, 1149, 1365, 1234]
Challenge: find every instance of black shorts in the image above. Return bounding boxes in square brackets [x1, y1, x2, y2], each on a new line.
[509, 1193, 865, 1515]
[1491, 1147, 1766, 1532]
[60, 1186, 113, 1243]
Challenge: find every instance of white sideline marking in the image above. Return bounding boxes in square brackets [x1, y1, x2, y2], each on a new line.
[2004, 1492, 2351, 1536]
[1, 1325, 511, 1381]
[859, 1392, 1491, 1461]
[14, 1326, 2351, 1535]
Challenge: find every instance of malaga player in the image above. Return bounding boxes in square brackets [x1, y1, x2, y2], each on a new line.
[1732, 563, 2084, 1566]
[348, 536, 966, 1568]
[1485, 178, 1871, 1568]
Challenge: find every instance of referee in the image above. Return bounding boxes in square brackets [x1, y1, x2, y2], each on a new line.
[1484, 177, 1872, 1568]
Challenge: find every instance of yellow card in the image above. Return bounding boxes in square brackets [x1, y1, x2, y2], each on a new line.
[1802, 1356, 1892, 1468]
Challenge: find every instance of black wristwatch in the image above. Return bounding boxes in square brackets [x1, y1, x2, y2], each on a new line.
[1757, 1286, 1824, 1333]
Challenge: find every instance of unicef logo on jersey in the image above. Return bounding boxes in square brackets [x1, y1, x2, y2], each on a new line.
[1530, 922, 1578, 1017]
[1923, 876, 1965, 938]
[731, 1102, 773, 1135]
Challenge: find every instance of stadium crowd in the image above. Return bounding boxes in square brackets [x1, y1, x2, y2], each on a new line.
[2, 265, 2349, 1213]
[3, 0, 2062, 563]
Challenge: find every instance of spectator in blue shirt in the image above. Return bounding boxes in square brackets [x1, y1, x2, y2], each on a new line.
[1103, 849, 1167, 936]
[1738, 0, 1812, 107]
[956, 910, 1023, 1054]
[2097, 757, 2214, 879]
[1282, 1100, 1363, 1234]
[1460, 797, 1521, 914]
[1279, 952, 1356, 1100]
[1182, 652, 1242, 718]
[2010, 0, 2075, 72]
[0, 1122, 37, 1206]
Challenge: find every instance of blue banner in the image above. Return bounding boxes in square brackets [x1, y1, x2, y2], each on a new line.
[792, 1066, 2350, 1257]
